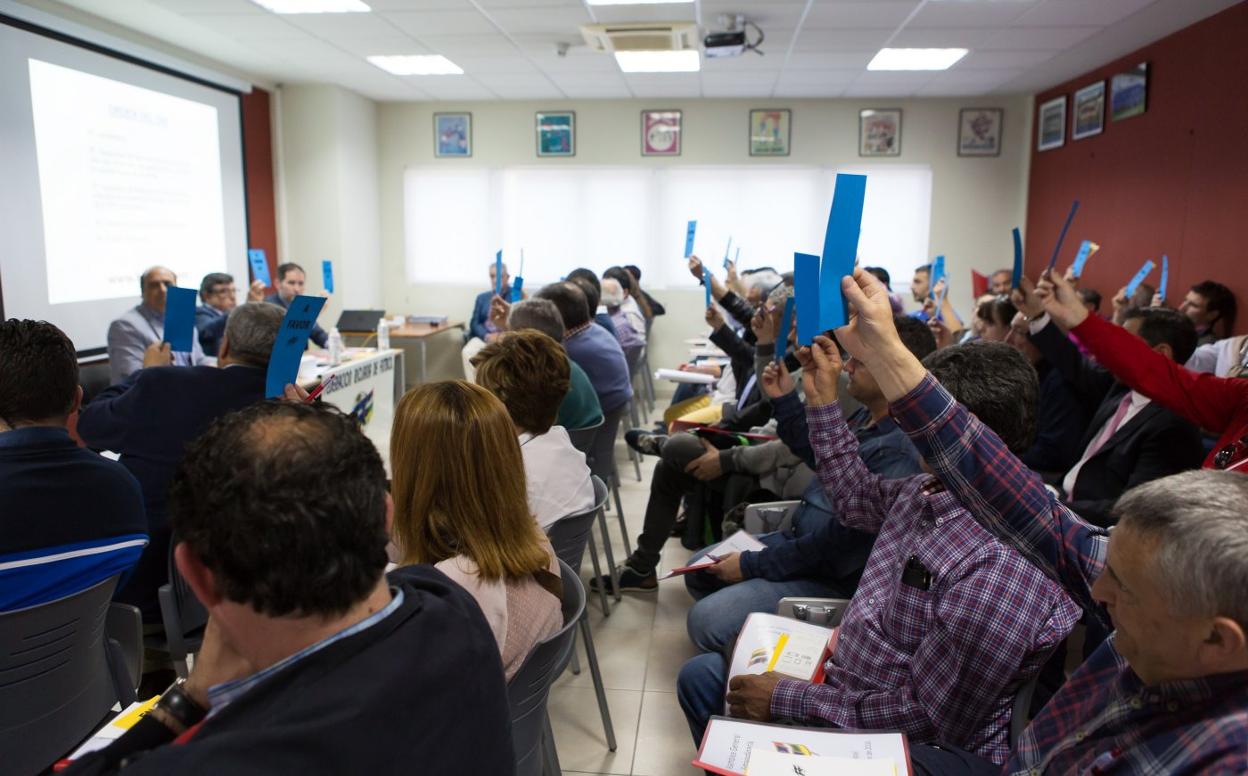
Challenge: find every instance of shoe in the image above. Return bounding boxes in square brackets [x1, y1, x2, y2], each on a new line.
[625, 429, 668, 456]
[589, 563, 658, 594]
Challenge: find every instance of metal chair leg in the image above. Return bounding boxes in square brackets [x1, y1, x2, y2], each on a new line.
[569, 630, 582, 675]
[612, 465, 631, 558]
[586, 531, 611, 617]
[541, 712, 562, 776]
[597, 506, 621, 604]
[579, 612, 617, 751]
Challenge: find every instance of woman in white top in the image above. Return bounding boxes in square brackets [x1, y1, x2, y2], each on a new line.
[390, 380, 562, 681]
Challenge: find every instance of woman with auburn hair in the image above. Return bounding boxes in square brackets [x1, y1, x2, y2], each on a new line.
[390, 380, 563, 680]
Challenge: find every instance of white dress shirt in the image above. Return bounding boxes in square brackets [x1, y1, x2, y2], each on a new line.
[519, 426, 595, 529]
[1062, 390, 1152, 499]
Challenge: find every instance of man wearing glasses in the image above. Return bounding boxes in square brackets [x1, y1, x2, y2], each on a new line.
[195, 273, 265, 357]
[107, 266, 207, 384]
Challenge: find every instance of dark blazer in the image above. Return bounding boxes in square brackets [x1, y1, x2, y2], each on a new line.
[76, 365, 268, 619]
[468, 287, 508, 341]
[1020, 360, 1091, 476]
[195, 305, 228, 356]
[64, 565, 514, 776]
[1029, 321, 1204, 526]
[264, 293, 328, 348]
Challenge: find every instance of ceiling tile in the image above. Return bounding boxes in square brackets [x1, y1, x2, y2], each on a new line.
[841, 83, 922, 97]
[331, 35, 432, 57]
[695, 1, 809, 28]
[803, 1, 921, 29]
[524, 50, 624, 73]
[773, 83, 848, 98]
[407, 78, 499, 100]
[907, 0, 1041, 28]
[452, 55, 539, 74]
[886, 26, 999, 47]
[774, 70, 860, 88]
[981, 25, 1100, 49]
[792, 28, 891, 51]
[367, 0, 474, 8]
[484, 7, 593, 34]
[417, 33, 518, 55]
[913, 81, 995, 97]
[701, 55, 782, 73]
[152, 0, 267, 14]
[852, 70, 937, 88]
[283, 12, 399, 37]
[184, 13, 310, 40]
[937, 68, 1025, 86]
[383, 10, 498, 36]
[1017, 0, 1154, 27]
[473, 0, 582, 7]
[956, 49, 1058, 69]
[784, 51, 875, 70]
[473, 73, 564, 97]
[590, 4, 701, 24]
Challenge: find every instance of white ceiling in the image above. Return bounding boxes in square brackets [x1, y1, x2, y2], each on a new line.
[39, 0, 1242, 100]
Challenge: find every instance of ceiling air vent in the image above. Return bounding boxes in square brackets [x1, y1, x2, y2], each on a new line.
[581, 22, 699, 53]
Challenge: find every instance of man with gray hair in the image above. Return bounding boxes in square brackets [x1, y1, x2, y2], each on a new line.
[505, 297, 602, 430]
[825, 267, 1248, 775]
[107, 265, 207, 384]
[79, 302, 285, 633]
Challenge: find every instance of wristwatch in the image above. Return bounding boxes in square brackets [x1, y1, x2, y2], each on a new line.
[156, 679, 208, 732]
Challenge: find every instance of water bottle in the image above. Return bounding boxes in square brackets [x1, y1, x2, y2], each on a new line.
[328, 327, 343, 366]
[376, 319, 390, 351]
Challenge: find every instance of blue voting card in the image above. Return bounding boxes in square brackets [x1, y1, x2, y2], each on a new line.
[1124, 259, 1156, 298]
[1159, 255, 1169, 302]
[265, 294, 327, 399]
[494, 250, 503, 296]
[162, 287, 197, 353]
[1071, 240, 1099, 278]
[1047, 200, 1080, 273]
[776, 296, 796, 362]
[1011, 228, 1024, 290]
[728, 245, 740, 270]
[322, 260, 334, 294]
[929, 255, 946, 299]
[685, 220, 697, 258]
[703, 267, 712, 309]
[248, 249, 271, 287]
[934, 281, 950, 323]
[819, 174, 866, 332]
[511, 276, 524, 303]
[795, 252, 821, 346]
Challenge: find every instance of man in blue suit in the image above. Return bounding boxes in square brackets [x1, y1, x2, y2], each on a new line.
[468, 261, 510, 343]
[77, 302, 285, 622]
[264, 262, 329, 348]
[195, 272, 265, 357]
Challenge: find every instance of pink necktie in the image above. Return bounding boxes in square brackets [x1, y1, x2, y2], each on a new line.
[1084, 393, 1133, 460]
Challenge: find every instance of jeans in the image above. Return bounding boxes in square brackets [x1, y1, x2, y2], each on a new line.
[676, 652, 730, 745]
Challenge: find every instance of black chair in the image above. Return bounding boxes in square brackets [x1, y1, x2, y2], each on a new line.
[588, 405, 631, 569]
[568, 420, 620, 610]
[544, 477, 615, 751]
[0, 576, 132, 776]
[106, 602, 144, 693]
[507, 559, 584, 776]
[144, 540, 207, 679]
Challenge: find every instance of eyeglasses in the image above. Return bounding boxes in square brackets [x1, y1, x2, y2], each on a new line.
[1213, 435, 1248, 470]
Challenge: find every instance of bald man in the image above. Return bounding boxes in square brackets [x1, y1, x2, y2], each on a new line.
[107, 266, 206, 384]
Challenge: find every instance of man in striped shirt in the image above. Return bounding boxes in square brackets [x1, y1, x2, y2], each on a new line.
[834, 267, 1248, 775]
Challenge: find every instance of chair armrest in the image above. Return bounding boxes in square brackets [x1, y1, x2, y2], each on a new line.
[742, 500, 802, 535]
[776, 597, 850, 627]
[106, 602, 143, 692]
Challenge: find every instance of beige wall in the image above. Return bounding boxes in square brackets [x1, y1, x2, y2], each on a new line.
[376, 96, 1032, 372]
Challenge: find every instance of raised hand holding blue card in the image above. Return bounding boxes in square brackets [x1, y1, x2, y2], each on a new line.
[1071, 240, 1099, 278]
[818, 174, 866, 332]
[322, 260, 334, 294]
[685, 220, 697, 258]
[265, 295, 328, 398]
[703, 267, 712, 309]
[248, 249, 271, 288]
[794, 252, 820, 346]
[1011, 228, 1023, 289]
[929, 255, 946, 299]
[1124, 259, 1155, 298]
[162, 287, 197, 353]
[1046, 200, 1080, 273]
[1159, 255, 1169, 302]
[494, 250, 503, 296]
[511, 276, 524, 303]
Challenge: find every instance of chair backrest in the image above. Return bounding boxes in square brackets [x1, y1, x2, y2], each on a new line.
[507, 559, 585, 776]
[586, 405, 626, 483]
[544, 476, 609, 571]
[159, 538, 208, 661]
[622, 343, 645, 375]
[0, 576, 122, 776]
[566, 418, 604, 457]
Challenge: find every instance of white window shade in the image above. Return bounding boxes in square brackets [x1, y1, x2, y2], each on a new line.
[403, 165, 932, 290]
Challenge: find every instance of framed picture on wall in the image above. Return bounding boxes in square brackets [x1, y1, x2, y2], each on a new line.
[642, 110, 682, 156]
[536, 111, 575, 157]
[1037, 96, 1066, 151]
[749, 109, 791, 156]
[433, 112, 471, 158]
[957, 108, 1003, 157]
[1072, 81, 1106, 140]
[859, 108, 901, 156]
[1111, 62, 1148, 121]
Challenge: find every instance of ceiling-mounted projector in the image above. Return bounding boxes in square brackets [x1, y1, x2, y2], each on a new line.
[704, 14, 763, 58]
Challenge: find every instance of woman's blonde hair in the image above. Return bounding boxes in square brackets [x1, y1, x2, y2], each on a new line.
[390, 380, 551, 582]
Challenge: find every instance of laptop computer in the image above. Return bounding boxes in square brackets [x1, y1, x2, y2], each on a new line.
[335, 309, 387, 332]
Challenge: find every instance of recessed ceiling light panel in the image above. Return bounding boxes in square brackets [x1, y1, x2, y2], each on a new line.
[867, 48, 968, 71]
[368, 55, 464, 75]
[251, 0, 370, 12]
[615, 50, 700, 73]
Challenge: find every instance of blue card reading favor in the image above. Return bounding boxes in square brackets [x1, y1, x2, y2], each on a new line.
[248, 248, 271, 287]
[703, 267, 712, 309]
[685, 220, 697, 258]
[494, 250, 503, 296]
[1159, 255, 1169, 302]
[511, 276, 524, 303]
[322, 260, 334, 294]
[1047, 200, 1080, 273]
[929, 255, 946, 299]
[1011, 228, 1023, 290]
[1071, 240, 1099, 278]
[265, 294, 328, 398]
[795, 252, 821, 346]
[1124, 259, 1156, 298]
[818, 174, 867, 332]
[162, 286, 197, 353]
[776, 296, 795, 362]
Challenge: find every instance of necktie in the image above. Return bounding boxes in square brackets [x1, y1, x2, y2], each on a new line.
[1084, 393, 1134, 460]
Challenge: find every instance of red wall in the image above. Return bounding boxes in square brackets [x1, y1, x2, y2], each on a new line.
[1025, 2, 1248, 334]
[242, 87, 279, 291]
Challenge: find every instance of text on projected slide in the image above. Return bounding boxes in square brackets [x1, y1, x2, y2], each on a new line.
[28, 59, 227, 305]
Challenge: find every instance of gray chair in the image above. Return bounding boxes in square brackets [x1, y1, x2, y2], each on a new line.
[743, 500, 802, 536]
[145, 541, 207, 679]
[0, 576, 132, 776]
[589, 405, 631, 569]
[106, 602, 144, 693]
[544, 477, 616, 751]
[507, 558, 585, 776]
[568, 421, 619, 612]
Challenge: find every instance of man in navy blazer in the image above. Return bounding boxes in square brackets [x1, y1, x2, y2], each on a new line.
[264, 262, 329, 348]
[468, 261, 510, 342]
[77, 302, 286, 621]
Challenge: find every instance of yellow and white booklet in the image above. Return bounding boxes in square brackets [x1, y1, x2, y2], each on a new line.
[694, 717, 910, 776]
[67, 696, 160, 760]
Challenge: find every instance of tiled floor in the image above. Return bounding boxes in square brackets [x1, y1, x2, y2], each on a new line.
[550, 450, 706, 776]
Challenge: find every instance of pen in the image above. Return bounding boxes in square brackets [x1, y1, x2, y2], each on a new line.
[305, 380, 328, 403]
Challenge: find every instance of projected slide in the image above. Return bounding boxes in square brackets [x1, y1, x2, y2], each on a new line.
[28, 58, 227, 305]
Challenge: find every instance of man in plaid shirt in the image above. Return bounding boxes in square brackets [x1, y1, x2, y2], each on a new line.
[679, 332, 1080, 765]
[833, 267, 1248, 774]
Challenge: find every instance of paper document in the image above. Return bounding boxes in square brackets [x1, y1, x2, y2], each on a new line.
[661, 531, 765, 579]
[68, 696, 160, 760]
[726, 613, 834, 701]
[694, 717, 911, 776]
[689, 346, 729, 358]
[747, 749, 896, 776]
[655, 368, 716, 385]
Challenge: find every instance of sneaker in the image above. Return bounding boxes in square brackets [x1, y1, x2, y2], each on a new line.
[625, 429, 668, 456]
[589, 564, 658, 594]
